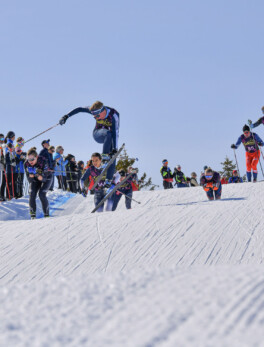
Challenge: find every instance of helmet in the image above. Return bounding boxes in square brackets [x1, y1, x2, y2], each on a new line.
[162, 159, 168, 164]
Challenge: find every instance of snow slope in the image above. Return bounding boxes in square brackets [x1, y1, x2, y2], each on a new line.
[0, 183, 264, 346]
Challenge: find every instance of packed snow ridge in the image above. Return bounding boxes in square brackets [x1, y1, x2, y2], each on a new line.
[0, 183, 264, 346]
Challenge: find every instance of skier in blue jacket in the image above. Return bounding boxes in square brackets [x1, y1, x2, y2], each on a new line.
[59, 101, 119, 182]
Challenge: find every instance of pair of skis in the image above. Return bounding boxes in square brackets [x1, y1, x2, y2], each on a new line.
[91, 172, 134, 213]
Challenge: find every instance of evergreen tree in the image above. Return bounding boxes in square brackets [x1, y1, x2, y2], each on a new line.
[116, 148, 158, 190]
[219, 156, 237, 179]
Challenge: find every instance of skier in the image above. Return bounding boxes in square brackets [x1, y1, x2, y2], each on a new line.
[231, 124, 264, 182]
[174, 165, 188, 188]
[160, 159, 174, 189]
[24, 148, 50, 219]
[228, 169, 243, 183]
[80, 152, 112, 212]
[59, 101, 120, 182]
[111, 169, 133, 211]
[200, 168, 222, 201]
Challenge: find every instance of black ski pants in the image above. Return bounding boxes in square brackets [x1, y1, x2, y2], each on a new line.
[29, 178, 51, 216]
[163, 181, 173, 189]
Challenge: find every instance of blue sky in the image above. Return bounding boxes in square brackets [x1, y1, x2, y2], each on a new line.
[1, 0, 264, 187]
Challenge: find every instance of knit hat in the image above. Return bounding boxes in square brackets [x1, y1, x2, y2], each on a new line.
[7, 131, 15, 139]
[203, 165, 208, 171]
[243, 124, 250, 132]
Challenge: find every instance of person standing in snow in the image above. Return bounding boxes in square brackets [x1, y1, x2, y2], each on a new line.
[53, 146, 68, 190]
[111, 169, 134, 211]
[160, 159, 173, 189]
[24, 148, 50, 219]
[231, 124, 264, 182]
[59, 101, 120, 183]
[228, 170, 243, 183]
[0, 133, 6, 201]
[190, 172, 199, 187]
[80, 152, 112, 212]
[173, 165, 188, 188]
[200, 167, 222, 201]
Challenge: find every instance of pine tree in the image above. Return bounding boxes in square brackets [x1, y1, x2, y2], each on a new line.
[116, 148, 158, 190]
[219, 156, 237, 180]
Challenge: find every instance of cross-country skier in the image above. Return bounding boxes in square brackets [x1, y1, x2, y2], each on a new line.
[160, 159, 173, 189]
[59, 101, 120, 183]
[24, 148, 51, 219]
[200, 168, 222, 201]
[231, 124, 264, 182]
[228, 170, 243, 183]
[111, 169, 133, 211]
[80, 152, 112, 212]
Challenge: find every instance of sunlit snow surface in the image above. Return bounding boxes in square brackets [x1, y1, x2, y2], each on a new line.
[0, 184, 264, 346]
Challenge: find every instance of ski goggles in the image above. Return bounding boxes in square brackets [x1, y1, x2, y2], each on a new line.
[205, 175, 213, 179]
[91, 106, 105, 117]
[162, 161, 168, 165]
[0, 137, 4, 141]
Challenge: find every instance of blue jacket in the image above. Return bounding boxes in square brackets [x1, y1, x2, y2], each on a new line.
[15, 153, 25, 174]
[228, 176, 243, 183]
[53, 152, 68, 177]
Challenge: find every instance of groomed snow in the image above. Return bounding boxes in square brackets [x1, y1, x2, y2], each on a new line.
[0, 183, 264, 346]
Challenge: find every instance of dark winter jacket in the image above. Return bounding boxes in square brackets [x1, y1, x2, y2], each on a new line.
[39, 148, 54, 170]
[160, 166, 173, 181]
[228, 176, 243, 183]
[80, 165, 105, 191]
[67, 106, 120, 150]
[200, 172, 221, 186]
[24, 156, 50, 183]
[174, 169, 187, 184]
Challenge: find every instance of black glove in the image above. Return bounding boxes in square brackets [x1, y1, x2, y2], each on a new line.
[231, 144, 236, 149]
[59, 115, 69, 125]
[110, 149, 118, 157]
[258, 142, 263, 146]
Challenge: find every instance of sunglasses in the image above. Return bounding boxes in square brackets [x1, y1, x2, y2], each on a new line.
[28, 157, 36, 162]
[244, 131, 250, 135]
[205, 175, 213, 179]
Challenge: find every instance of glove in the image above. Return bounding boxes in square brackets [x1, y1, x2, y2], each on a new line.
[212, 183, 219, 191]
[231, 144, 236, 149]
[110, 149, 117, 156]
[258, 142, 263, 146]
[248, 120, 253, 129]
[59, 115, 69, 125]
[81, 188, 87, 197]
[104, 179, 112, 188]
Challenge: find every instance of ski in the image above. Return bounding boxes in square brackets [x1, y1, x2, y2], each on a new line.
[91, 172, 133, 213]
[91, 143, 125, 192]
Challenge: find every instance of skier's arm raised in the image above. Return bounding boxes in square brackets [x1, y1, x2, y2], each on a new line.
[59, 107, 92, 125]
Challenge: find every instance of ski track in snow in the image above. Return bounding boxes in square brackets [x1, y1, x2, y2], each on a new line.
[0, 183, 264, 346]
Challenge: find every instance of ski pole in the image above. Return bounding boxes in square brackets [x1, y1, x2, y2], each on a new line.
[24, 123, 60, 144]
[11, 166, 15, 198]
[3, 168, 11, 200]
[233, 149, 241, 178]
[116, 189, 141, 204]
[251, 133, 264, 178]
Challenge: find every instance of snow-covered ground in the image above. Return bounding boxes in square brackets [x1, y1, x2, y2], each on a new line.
[0, 184, 264, 346]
